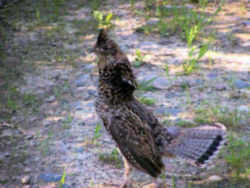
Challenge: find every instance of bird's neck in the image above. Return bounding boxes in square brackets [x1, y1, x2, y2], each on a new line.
[98, 80, 135, 105]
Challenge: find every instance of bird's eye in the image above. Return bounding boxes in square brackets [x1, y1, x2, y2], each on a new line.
[104, 72, 109, 77]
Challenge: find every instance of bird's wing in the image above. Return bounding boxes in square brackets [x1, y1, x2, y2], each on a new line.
[110, 109, 163, 177]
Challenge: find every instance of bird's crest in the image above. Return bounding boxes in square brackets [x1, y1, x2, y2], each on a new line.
[94, 29, 120, 56]
[97, 29, 108, 46]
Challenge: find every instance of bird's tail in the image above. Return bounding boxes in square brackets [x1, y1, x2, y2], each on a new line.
[165, 123, 227, 168]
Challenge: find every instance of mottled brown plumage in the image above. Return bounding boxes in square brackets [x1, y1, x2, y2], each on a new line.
[94, 29, 227, 187]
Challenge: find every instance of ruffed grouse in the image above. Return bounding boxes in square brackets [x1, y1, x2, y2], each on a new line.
[94, 29, 227, 188]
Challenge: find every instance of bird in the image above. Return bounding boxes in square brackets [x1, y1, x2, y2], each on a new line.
[93, 29, 227, 188]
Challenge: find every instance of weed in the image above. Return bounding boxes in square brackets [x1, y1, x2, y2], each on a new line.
[133, 49, 145, 67]
[194, 104, 242, 129]
[176, 119, 196, 128]
[172, 176, 176, 188]
[130, 0, 135, 9]
[93, 11, 114, 29]
[23, 94, 38, 106]
[39, 134, 52, 156]
[165, 64, 169, 76]
[98, 148, 122, 168]
[53, 87, 62, 100]
[92, 123, 102, 144]
[90, 0, 102, 11]
[7, 96, 18, 112]
[59, 169, 66, 188]
[157, 18, 169, 36]
[224, 134, 250, 177]
[182, 43, 209, 75]
[138, 96, 156, 106]
[62, 114, 73, 129]
[138, 77, 157, 91]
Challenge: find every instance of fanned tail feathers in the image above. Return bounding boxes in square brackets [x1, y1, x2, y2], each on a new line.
[168, 123, 227, 168]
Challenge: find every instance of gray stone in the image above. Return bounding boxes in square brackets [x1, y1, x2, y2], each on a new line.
[38, 173, 62, 183]
[207, 72, 218, 79]
[62, 184, 70, 188]
[234, 79, 250, 89]
[83, 64, 95, 72]
[75, 147, 84, 153]
[26, 135, 34, 140]
[156, 106, 181, 116]
[4, 152, 10, 158]
[242, 20, 250, 26]
[21, 175, 31, 184]
[207, 175, 222, 182]
[88, 89, 97, 97]
[152, 77, 169, 89]
[1, 129, 13, 137]
[24, 167, 32, 173]
[0, 176, 8, 183]
[215, 84, 226, 91]
[238, 105, 249, 112]
[146, 18, 159, 25]
[45, 96, 56, 103]
[75, 74, 90, 87]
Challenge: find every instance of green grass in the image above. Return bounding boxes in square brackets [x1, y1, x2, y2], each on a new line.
[182, 43, 209, 75]
[98, 148, 122, 168]
[137, 77, 157, 91]
[39, 130, 54, 156]
[138, 96, 156, 106]
[62, 114, 73, 129]
[176, 119, 197, 128]
[133, 49, 146, 67]
[59, 169, 66, 188]
[92, 123, 102, 144]
[224, 134, 250, 177]
[93, 11, 114, 29]
[193, 104, 249, 130]
[135, 0, 224, 75]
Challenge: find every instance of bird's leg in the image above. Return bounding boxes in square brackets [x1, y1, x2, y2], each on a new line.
[143, 177, 166, 188]
[120, 156, 132, 188]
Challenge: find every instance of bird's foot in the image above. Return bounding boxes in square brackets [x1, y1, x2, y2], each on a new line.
[119, 179, 133, 188]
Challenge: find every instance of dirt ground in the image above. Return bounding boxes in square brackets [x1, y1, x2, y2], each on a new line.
[0, 0, 249, 188]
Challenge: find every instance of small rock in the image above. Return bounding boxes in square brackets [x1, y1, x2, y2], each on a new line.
[4, 152, 10, 158]
[46, 96, 56, 103]
[22, 185, 31, 188]
[75, 147, 84, 153]
[1, 129, 13, 137]
[62, 184, 70, 188]
[156, 107, 181, 116]
[165, 107, 181, 115]
[207, 175, 222, 182]
[207, 72, 218, 79]
[83, 64, 95, 72]
[215, 84, 226, 91]
[38, 173, 62, 183]
[21, 175, 31, 184]
[242, 20, 250, 26]
[0, 176, 8, 183]
[238, 105, 249, 112]
[234, 79, 250, 89]
[146, 18, 159, 25]
[24, 167, 32, 173]
[75, 74, 90, 87]
[26, 135, 34, 140]
[152, 77, 169, 89]
[88, 89, 97, 97]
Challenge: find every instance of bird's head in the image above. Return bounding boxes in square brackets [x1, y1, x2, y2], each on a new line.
[93, 29, 121, 70]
